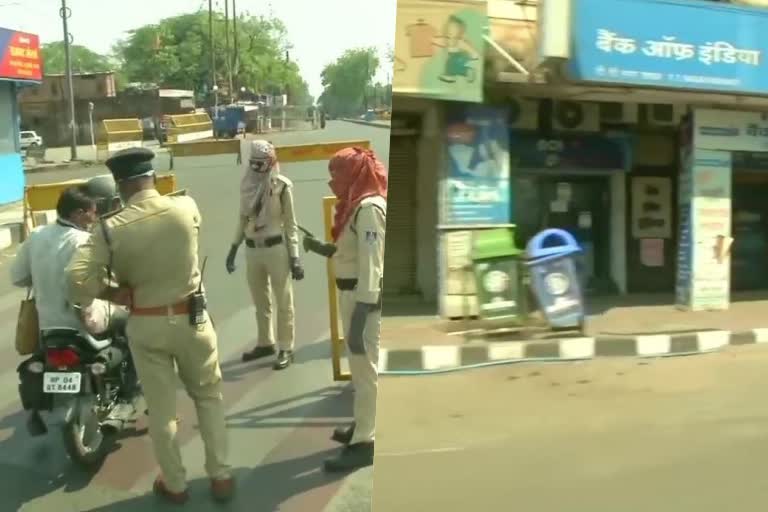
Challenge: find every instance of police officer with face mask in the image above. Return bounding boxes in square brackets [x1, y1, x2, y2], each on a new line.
[227, 140, 304, 370]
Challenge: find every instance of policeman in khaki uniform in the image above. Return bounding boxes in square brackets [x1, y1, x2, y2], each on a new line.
[66, 148, 233, 505]
[303, 147, 387, 472]
[227, 140, 304, 370]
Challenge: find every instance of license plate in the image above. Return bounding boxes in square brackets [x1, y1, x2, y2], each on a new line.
[43, 372, 82, 394]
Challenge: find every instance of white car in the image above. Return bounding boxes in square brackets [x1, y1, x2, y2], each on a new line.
[19, 131, 43, 149]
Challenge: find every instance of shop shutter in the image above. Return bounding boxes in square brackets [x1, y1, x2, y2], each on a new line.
[383, 135, 419, 296]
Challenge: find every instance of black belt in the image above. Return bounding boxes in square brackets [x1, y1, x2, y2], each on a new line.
[245, 235, 283, 249]
[336, 278, 358, 291]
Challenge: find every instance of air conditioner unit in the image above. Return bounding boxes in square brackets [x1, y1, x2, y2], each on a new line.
[599, 102, 639, 125]
[508, 97, 539, 131]
[552, 101, 599, 132]
[645, 104, 686, 127]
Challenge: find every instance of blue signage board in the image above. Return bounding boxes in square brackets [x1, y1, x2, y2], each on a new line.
[444, 105, 511, 225]
[509, 134, 630, 172]
[569, 0, 768, 95]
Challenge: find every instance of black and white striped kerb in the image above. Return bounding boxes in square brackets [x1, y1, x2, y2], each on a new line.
[378, 329, 768, 373]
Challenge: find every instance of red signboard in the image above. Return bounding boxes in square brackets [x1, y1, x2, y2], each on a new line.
[0, 28, 42, 81]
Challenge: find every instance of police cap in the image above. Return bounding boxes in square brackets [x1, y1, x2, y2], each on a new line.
[105, 147, 156, 182]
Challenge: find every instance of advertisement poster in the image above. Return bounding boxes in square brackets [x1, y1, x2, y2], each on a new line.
[676, 149, 732, 311]
[393, 0, 487, 103]
[0, 28, 41, 81]
[569, 0, 768, 96]
[631, 177, 672, 238]
[689, 150, 732, 310]
[444, 105, 510, 225]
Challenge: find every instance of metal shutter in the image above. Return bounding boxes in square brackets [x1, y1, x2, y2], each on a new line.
[383, 135, 419, 296]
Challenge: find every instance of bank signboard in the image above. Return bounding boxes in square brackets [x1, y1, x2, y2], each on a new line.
[0, 27, 41, 82]
[569, 0, 768, 95]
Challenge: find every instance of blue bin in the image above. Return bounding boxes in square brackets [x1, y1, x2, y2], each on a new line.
[525, 229, 585, 329]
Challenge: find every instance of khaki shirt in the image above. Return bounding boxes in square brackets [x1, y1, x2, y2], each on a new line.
[233, 174, 299, 258]
[333, 196, 387, 304]
[67, 189, 203, 309]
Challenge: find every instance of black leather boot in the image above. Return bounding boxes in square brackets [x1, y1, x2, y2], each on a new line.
[242, 345, 276, 362]
[273, 350, 294, 370]
[331, 423, 355, 444]
[323, 442, 374, 472]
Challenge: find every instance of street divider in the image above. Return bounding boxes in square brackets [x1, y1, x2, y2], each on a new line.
[22, 174, 177, 238]
[166, 139, 242, 170]
[166, 113, 214, 144]
[96, 118, 143, 161]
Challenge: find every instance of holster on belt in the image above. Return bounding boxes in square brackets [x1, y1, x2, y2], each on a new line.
[335, 278, 384, 311]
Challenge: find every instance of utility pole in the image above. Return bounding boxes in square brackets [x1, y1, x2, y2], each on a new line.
[232, 0, 238, 97]
[209, 0, 215, 90]
[224, 0, 233, 100]
[60, 0, 77, 160]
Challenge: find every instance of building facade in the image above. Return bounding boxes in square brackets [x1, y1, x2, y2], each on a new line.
[390, 0, 768, 317]
[0, 26, 41, 206]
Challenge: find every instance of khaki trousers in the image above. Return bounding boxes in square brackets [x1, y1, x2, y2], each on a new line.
[245, 243, 295, 351]
[126, 311, 231, 493]
[339, 290, 381, 444]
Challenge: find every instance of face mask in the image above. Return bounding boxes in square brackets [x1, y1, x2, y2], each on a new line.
[250, 158, 271, 173]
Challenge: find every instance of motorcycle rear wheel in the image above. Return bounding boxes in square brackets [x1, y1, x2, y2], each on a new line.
[62, 397, 111, 468]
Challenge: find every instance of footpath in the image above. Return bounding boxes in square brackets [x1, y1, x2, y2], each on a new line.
[341, 118, 391, 129]
[378, 293, 768, 372]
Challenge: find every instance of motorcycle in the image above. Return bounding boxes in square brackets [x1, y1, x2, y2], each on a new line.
[17, 321, 143, 468]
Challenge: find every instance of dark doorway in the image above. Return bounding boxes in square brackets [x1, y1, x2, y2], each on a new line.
[731, 172, 768, 291]
[514, 174, 614, 295]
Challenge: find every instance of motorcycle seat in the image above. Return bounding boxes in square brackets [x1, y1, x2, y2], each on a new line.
[41, 328, 113, 352]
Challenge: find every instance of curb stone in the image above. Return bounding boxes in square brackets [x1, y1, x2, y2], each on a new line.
[24, 160, 99, 174]
[378, 329, 768, 372]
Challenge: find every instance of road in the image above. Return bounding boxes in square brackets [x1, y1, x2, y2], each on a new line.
[373, 345, 768, 511]
[0, 121, 389, 511]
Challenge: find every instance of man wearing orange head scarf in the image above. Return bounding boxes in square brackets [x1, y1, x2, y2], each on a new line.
[303, 146, 387, 472]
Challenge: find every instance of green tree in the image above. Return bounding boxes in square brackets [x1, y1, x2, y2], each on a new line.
[112, 10, 311, 104]
[41, 42, 113, 74]
[318, 47, 379, 117]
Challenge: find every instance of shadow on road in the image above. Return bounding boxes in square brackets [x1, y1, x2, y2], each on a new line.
[225, 385, 351, 430]
[0, 409, 148, 510]
[81, 449, 346, 512]
[220, 338, 334, 383]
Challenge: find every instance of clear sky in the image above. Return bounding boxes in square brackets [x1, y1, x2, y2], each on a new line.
[0, 0, 396, 99]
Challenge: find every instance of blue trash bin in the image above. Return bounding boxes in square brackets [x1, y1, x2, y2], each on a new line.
[525, 228, 585, 329]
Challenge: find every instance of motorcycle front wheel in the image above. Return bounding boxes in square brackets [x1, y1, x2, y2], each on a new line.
[62, 395, 110, 468]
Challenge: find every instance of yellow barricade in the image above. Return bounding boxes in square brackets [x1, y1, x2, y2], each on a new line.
[164, 138, 371, 175]
[323, 195, 348, 382]
[166, 113, 213, 144]
[166, 139, 242, 170]
[96, 118, 143, 161]
[23, 174, 177, 237]
[276, 140, 371, 163]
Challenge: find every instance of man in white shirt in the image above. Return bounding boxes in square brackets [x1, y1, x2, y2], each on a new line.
[10, 185, 113, 335]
